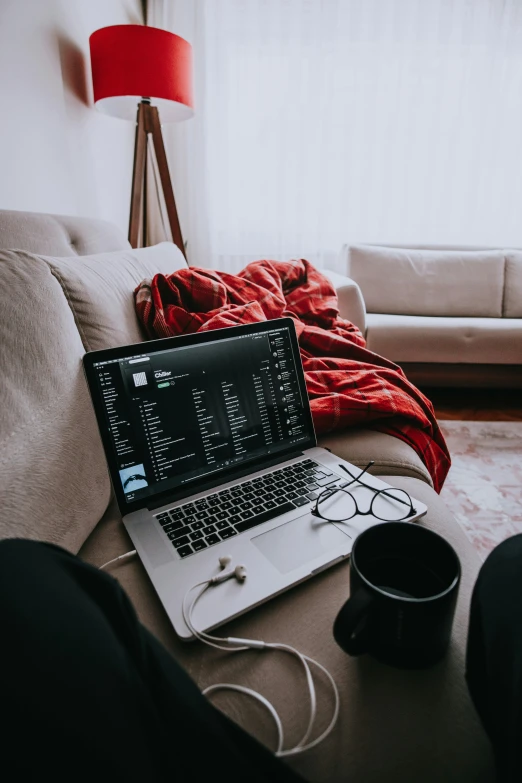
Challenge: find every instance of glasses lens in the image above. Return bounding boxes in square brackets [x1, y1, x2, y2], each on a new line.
[371, 488, 413, 521]
[316, 489, 357, 522]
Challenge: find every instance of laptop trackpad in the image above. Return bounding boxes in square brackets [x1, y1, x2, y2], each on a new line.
[252, 516, 349, 574]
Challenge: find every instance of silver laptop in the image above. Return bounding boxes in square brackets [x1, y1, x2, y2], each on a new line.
[83, 318, 427, 640]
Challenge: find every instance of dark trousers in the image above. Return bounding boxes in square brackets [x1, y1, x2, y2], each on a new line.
[0, 536, 519, 782]
[0, 539, 304, 782]
[466, 534, 522, 782]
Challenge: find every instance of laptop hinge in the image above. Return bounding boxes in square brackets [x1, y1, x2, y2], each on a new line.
[147, 450, 306, 511]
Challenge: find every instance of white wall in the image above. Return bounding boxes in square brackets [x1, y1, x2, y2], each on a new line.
[0, 0, 144, 234]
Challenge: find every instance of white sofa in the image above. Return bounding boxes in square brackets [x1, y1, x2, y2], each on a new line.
[340, 244, 522, 387]
[0, 210, 494, 783]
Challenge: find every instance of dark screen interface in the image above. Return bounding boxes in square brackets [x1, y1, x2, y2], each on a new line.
[93, 326, 311, 503]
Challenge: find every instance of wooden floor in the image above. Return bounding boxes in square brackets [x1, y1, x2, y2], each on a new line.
[420, 387, 522, 421]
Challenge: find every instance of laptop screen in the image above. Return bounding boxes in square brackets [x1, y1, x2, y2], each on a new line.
[89, 321, 314, 508]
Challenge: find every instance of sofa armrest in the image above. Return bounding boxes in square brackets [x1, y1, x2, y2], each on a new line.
[322, 268, 367, 334]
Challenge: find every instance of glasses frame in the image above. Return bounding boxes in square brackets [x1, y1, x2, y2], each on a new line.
[311, 461, 416, 526]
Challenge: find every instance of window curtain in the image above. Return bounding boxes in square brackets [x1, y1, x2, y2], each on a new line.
[149, 0, 522, 273]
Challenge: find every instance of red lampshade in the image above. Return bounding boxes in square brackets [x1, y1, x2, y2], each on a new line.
[89, 25, 194, 122]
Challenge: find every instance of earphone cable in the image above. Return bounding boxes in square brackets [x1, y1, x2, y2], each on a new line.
[98, 553, 340, 756]
[98, 550, 137, 571]
[277, 653, 340, 757]
[203, 683, 285, 756]
[183, 582, 250, 651]
[183, 568, 340, 757]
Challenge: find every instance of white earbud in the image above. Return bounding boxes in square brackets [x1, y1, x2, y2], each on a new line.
[210, 562, 247, 584]
[219, 555, 232, 569]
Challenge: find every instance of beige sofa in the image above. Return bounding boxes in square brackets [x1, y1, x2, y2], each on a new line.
[0, 209, 494, 782]
[341, 243, 522, 388]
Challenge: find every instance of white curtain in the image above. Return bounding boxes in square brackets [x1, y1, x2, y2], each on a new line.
[150, 0, 522, 273]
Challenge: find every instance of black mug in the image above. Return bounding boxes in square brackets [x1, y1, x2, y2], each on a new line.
[333, 522, 461, 668]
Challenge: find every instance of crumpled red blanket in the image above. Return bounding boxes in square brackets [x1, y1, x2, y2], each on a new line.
[135, 259, 450, 492]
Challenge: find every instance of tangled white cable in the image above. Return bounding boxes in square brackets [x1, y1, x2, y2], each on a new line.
[182, 555, 340, 758]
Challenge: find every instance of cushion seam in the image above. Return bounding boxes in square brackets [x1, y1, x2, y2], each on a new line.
[45, 265, 92, 352]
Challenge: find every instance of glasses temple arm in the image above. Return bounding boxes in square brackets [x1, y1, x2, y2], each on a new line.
[339, 463, 415, 511]
[339, 461, 374, 488]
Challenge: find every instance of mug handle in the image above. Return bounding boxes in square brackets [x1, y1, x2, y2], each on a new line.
[333, 587, 375, 655]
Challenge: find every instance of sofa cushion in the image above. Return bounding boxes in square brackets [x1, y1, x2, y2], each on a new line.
[79, 481, 494, 783]
[366, 313, 522, 364]
[0, 209, 130, 256]
[37, 242, 187, 352]
[348, 245, 505, 317]
[317, 428, 432, 486]
[0, 250, 111, 552]
[504, 252, 522, 318]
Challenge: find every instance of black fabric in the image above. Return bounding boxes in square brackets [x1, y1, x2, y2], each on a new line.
[2, 534, 521, 782]
[466, 533, 522, 783]
[0, 539, 304, 782]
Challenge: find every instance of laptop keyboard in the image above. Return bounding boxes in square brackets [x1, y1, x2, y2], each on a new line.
[154, 459, 338, 559]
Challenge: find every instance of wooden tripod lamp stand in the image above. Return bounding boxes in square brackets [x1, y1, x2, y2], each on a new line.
[89, 25, 194, 261]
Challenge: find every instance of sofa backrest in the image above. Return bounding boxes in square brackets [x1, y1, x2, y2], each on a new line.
[342, 244, 522, 319]
[0, 209, 131, 256]
[0, 210, 186, 553]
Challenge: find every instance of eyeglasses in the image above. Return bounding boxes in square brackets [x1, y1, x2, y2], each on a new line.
[311, 461, 416, 528]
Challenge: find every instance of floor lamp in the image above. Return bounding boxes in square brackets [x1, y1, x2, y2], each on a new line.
[89, 25, 194, 260]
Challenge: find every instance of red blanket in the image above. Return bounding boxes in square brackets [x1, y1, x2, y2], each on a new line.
[135, 259, 450, 492]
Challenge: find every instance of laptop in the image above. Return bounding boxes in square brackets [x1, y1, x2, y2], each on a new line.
[83, 317, 427, 640]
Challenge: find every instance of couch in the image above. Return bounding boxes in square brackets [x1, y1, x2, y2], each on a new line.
[341, 243, 522, 388]
[0, 209, 495, 782]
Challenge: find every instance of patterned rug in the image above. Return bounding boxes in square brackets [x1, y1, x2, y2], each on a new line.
[439, 421, 522, 561]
